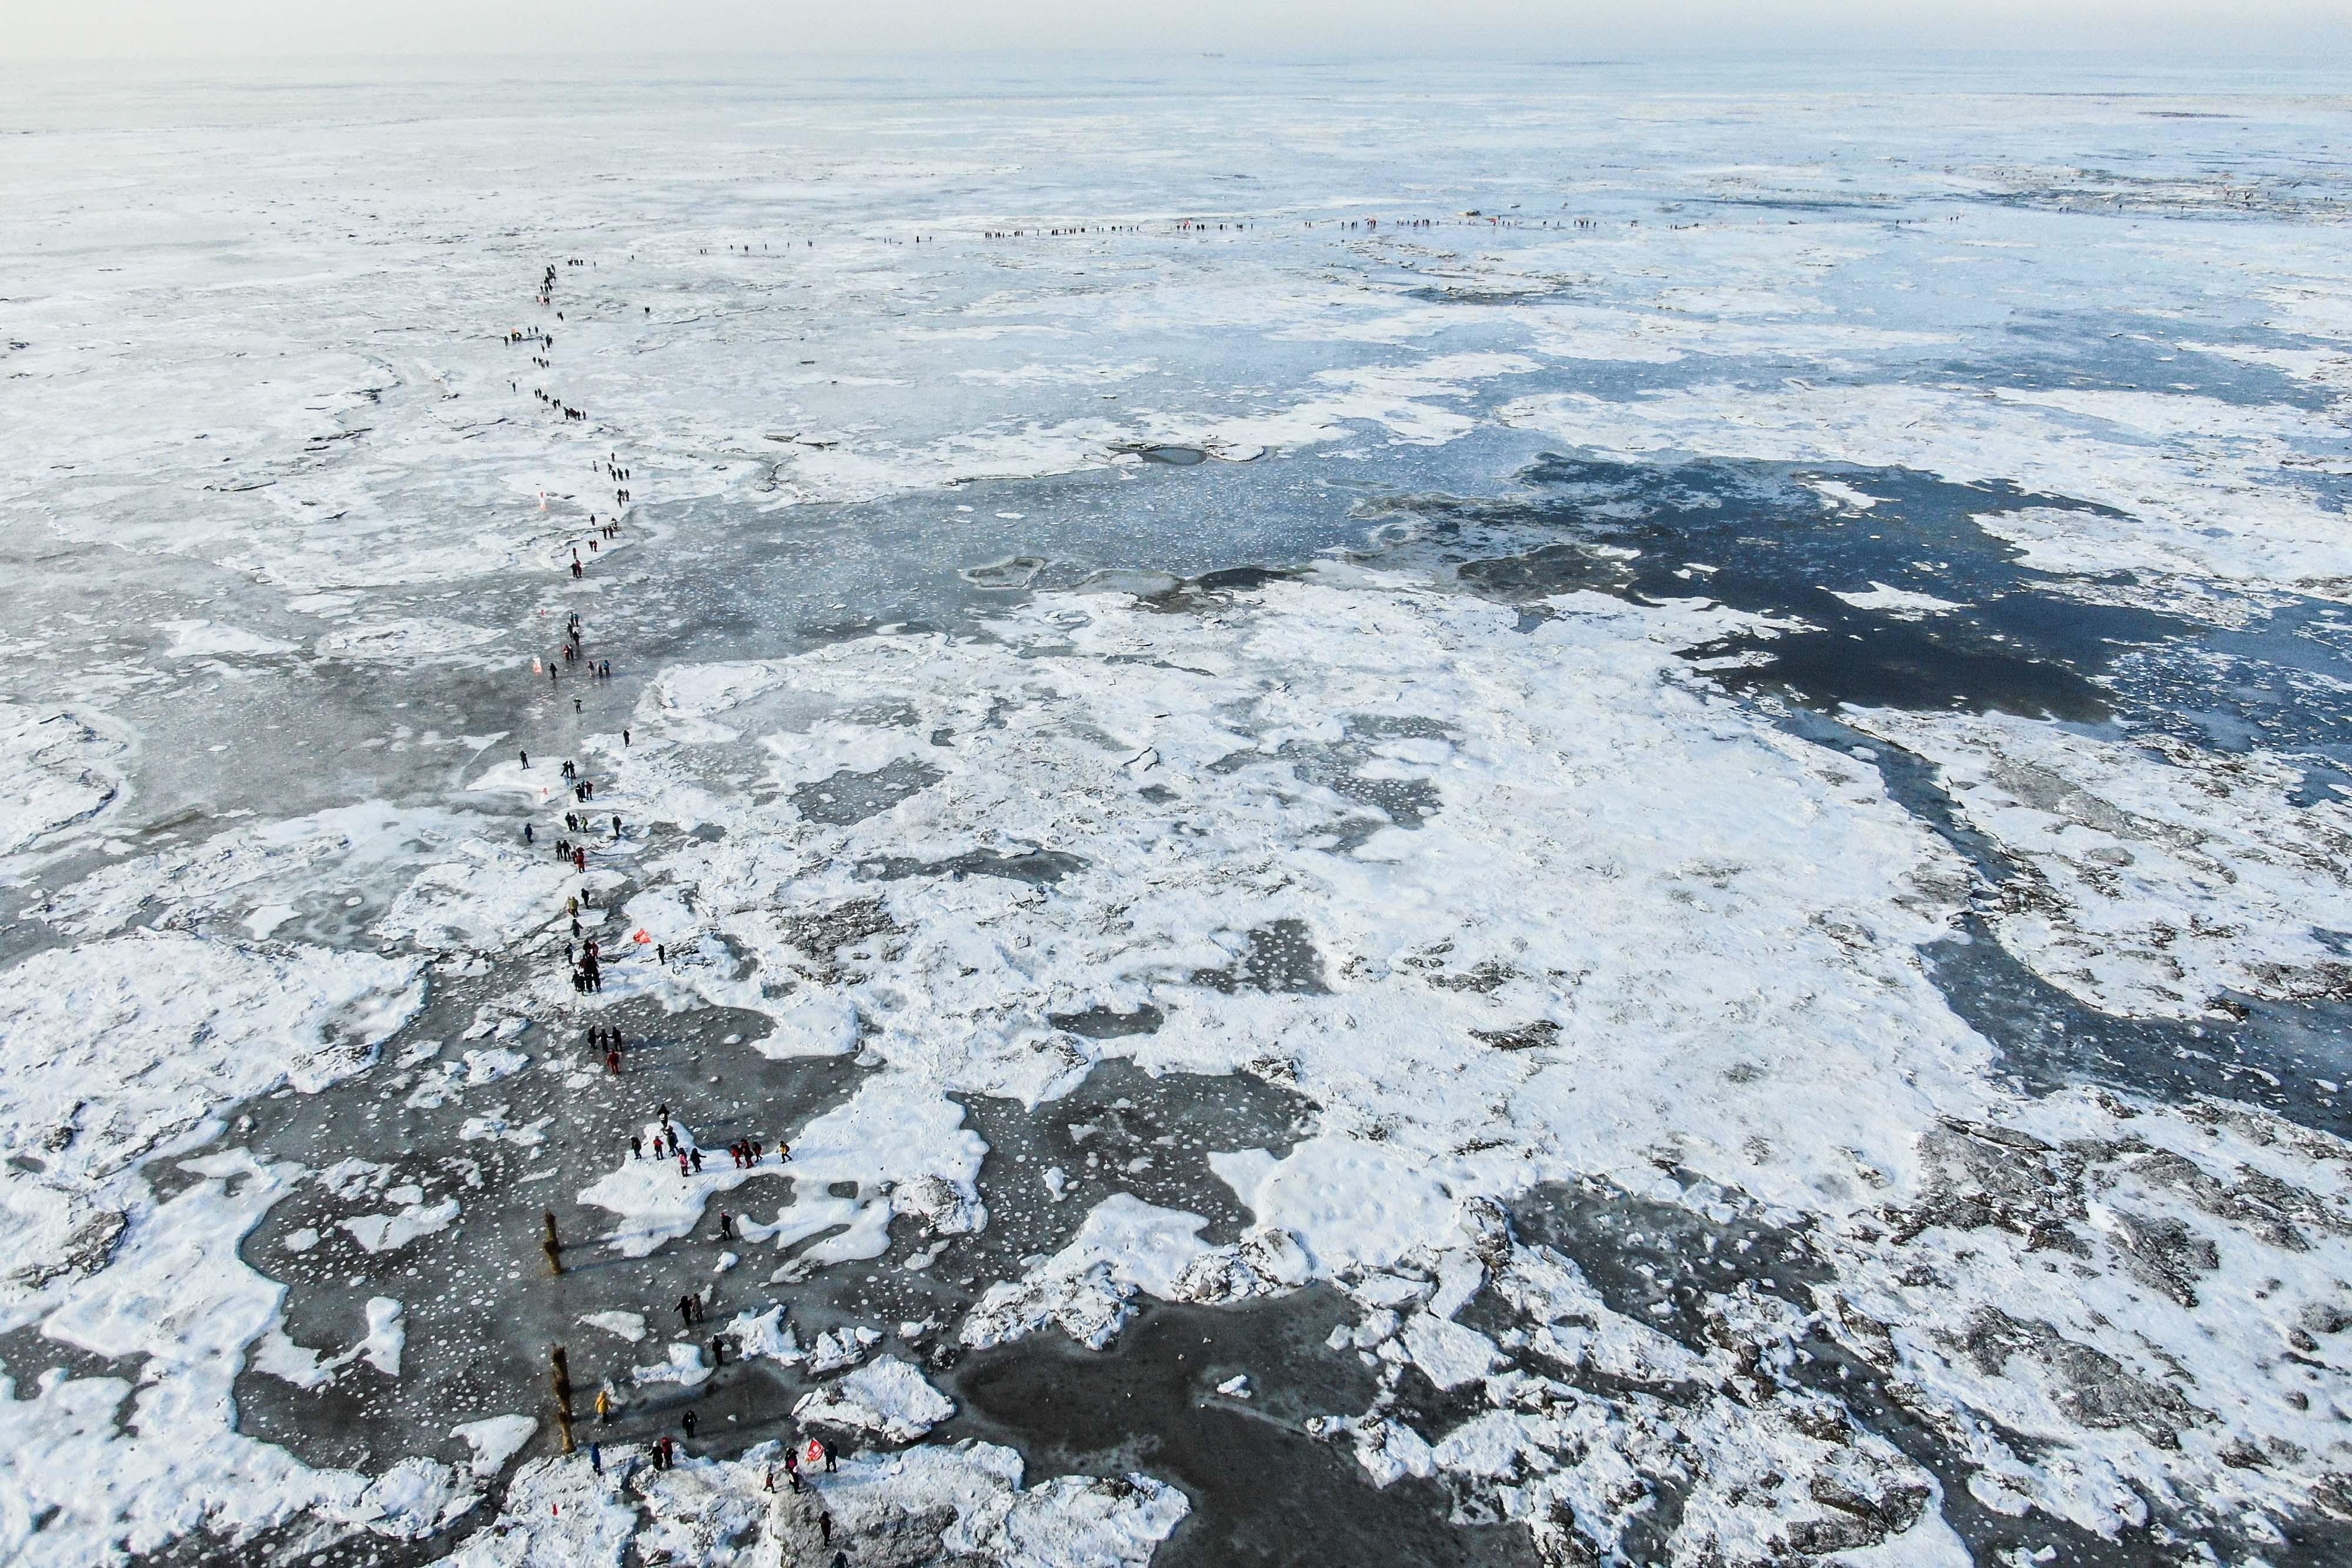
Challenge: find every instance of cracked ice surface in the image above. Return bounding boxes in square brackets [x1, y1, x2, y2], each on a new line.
[3, 50, 2351, 1568]
[629, 580, 1996, 1213]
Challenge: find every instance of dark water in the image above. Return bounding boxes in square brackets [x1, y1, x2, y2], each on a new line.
[211, 988, 867, 1476]
[1431, 454, 2352, 793]
[1438, 454, 2184, 720]
[943, 1292, 1541, 1568]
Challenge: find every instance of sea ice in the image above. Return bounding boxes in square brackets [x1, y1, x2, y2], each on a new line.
[1849, 707, 2352, 1017]
[791, 1354, 956, 1443]
[8, 54, 2351, 1567]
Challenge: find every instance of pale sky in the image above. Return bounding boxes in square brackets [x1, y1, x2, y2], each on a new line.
[0, 0, 2341, 62]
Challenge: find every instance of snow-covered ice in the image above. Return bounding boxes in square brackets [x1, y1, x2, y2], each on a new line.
[791, 1354, 956, 1443]
[451, 1415, 536, 1478]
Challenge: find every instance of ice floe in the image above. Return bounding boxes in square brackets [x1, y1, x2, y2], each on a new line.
[1828, 581, 1966, 617]
[0, 703, 128, 858]
[791, 1354, 956, 1443]
[1850, 707, 2352, 1018]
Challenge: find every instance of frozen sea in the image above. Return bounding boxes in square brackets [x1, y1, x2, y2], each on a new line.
[2, 49, 2350, 1568]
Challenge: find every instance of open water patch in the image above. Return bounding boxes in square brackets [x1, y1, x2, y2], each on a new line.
[1495, 1178, 1829, 1351]
[788, 758, 945, 826]
[941, 1292, 1541, 1568]
[1431, 454, 2194, 721]
[1189, 918, 1331, 996]
[853, 846, 1087, 888]
[1047, 1002, 1167, 1038]
[2110, 600, 2352, 773]
[220, 982, 867, 1477]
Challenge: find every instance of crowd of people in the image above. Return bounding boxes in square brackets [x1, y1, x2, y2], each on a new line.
[497, 253, 864, 1517]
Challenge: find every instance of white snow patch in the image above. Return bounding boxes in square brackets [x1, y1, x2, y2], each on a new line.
[632, 1342, 713, 1388]
[450, 1415, 536, 1478]
[316, 618, 502, 662]
[578, 1310, 647, 1343]
[791, 1355, 956, 1443]
[1850, 707, 2352, 1018]
[1213, 1138, 1456, 1276]
[0, 932, 420, 1295]
[1828, 582, 1966, 617]
[339, 1197, 460, 1254]
[155, 618, 296, 658]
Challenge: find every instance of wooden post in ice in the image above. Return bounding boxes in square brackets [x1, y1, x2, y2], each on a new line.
[543, 1210, 564, 1276]
[551, 1345, 577, 1455]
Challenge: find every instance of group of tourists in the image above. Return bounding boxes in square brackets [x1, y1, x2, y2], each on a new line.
[496, 249, 869, 1539]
